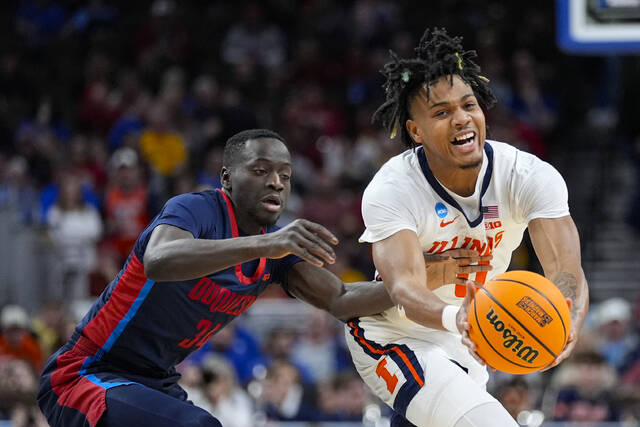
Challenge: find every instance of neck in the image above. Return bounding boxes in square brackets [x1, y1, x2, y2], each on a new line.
[429, 162, 481, 197]
[222, 188, 263, 235]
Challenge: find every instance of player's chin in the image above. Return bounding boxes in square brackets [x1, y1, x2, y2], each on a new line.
[459, 158, 483, 170]
[257, 210, 281, 227]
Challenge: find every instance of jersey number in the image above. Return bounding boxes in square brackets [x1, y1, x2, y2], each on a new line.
[178, 319, 221, 349]
[376, 358, 398, 394]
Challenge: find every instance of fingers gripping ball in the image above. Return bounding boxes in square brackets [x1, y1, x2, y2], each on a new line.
[467, 271, 571, 374]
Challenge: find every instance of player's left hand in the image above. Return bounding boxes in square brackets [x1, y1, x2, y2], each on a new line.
[457, 280, 487, 366]
[541, 298, 576, 371]
[423, 249, 492, 290]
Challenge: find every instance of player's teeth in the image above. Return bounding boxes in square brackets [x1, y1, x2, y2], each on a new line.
[455, 132, 474, 141]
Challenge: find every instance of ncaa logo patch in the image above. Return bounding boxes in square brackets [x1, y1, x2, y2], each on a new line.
[435, 202, 448, 218]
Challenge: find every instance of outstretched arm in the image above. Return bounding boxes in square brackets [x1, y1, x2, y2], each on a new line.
[371, 229, 451, 329]
[143, 219, 339, 281]
[286, 262, 393, 322]
[528, 215, 589, 369]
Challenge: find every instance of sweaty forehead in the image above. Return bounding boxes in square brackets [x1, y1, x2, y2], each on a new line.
[241, 138, 291, 165]
[423, 75, 473, 103]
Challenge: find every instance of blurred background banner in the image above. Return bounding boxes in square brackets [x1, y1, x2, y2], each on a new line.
[557, 0, 640, 53]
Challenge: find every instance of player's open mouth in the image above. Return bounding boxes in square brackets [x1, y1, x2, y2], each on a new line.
[261, 195, 282, 212]
[450, 131, 477, 152]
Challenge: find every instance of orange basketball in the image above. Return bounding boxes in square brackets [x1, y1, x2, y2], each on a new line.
[467, 270, 571, 374]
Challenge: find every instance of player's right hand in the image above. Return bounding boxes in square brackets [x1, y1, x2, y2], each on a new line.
[423, 249, 492, 290]
[263, 219, 339, 267]
[457, 280, 488, 367]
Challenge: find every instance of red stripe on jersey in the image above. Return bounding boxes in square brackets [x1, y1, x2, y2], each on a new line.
[82, 253, 148, 347]
[50, 336, 107, 427]
[217, 189, 267, 284]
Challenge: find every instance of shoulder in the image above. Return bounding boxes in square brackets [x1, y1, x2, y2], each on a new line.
[488, 140, 563, 182]
[363, 149, 421, 201]
[165, 190, 219, 212]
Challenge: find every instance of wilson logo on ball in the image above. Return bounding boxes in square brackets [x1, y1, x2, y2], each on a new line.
[486, 308, 539, 364]
[516, 296, 553, 327]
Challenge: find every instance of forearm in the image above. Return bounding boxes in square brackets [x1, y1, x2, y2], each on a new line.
[388, 280, 448, 330]
[327, 281, 394, 321]
[144, 235, 268, 281]
[551, 268, 589, 330]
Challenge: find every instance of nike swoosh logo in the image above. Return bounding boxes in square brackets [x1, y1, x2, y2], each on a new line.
[440, 215, 459, 227]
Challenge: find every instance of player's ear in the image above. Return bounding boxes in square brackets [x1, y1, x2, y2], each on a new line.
[406, 119, 423, 143]
[221, 166, 231, 190]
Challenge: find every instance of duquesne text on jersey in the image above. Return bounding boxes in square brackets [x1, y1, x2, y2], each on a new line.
[187, 277, 257, 316]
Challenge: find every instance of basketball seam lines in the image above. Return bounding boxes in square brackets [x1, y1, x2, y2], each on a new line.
[472, 293, 547, 370]
[491, 278, 568, 341]
[481, 287, 558, 359]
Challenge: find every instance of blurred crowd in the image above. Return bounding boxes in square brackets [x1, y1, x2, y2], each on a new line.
[1, 0, 640, 426]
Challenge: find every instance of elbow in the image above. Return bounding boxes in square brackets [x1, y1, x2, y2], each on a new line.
[332, 307, 353, 323]
[387, 284, 411, 309]
[143, 250, 164, 281]
[325, 297, 352, 323]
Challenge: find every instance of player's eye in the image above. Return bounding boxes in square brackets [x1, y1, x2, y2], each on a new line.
[253, 168, 267, 175]
[434, 110, 448, 117]
[464, 102, 476, 109]
[279, 174, 290, 181]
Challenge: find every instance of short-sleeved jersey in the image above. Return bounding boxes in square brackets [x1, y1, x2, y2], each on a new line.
[72, 189, 301, 376]
[356, 140, 569, 360]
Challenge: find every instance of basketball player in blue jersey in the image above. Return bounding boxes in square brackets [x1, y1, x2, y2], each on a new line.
[37, 129, 394, 427]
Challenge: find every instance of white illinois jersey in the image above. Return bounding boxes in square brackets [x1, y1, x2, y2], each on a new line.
[355, 140, 569, 362]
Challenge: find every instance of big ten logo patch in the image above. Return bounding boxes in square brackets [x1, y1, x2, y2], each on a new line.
[485, 220, 502, 230]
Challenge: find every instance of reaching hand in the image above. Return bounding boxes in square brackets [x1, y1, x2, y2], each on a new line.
[457, 280, 487, 366]
[264, 219, 339, 267]
[541, 298, 576, 371]
[423, 249, 492, 290]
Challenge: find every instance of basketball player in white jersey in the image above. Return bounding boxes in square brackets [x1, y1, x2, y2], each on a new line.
[345, 28, 589, 427]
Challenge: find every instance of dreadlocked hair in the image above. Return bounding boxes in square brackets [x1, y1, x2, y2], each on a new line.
[372, 27, 497, 148]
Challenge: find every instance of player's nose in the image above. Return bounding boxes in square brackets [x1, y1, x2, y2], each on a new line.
[266, 171, 284, 191]
[451, 107, 471, 128]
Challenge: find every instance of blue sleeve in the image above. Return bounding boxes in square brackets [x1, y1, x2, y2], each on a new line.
[270, 254, 305, 296]
[154, 192, 215, 239]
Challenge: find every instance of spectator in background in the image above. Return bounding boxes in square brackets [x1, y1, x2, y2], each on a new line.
[595, 297, 638, 372]
[497, 377, 531, 421]
[261, 359, 322, 422]
[196, 147, 223, 190]
[200, 355, 254, 427]
[0, 357, 47, 426]
[31, 301, 73, 358]
[67, 134, 108, 196]
[139, 103, 188, 178]
[0, 155, 41, 311]
[317, 371, 369, 422]
[135, 0, 192, 72]
[104, 147, 149, 263]
[15, 0, 67, 48]
[78, 51, 122, 133]
[187, 322, 267, 386]
[262, 327, 314, 385]
[290, 310, 351, 385]
[550, 350, 620, 422]
[0, 305, 43, 372]
[46, 170, 103, 303]
[221, 2, 286, 71]
[620, 296, 640, 387]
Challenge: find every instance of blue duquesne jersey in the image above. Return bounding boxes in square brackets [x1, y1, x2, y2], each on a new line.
[73, 189, 302, 376]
